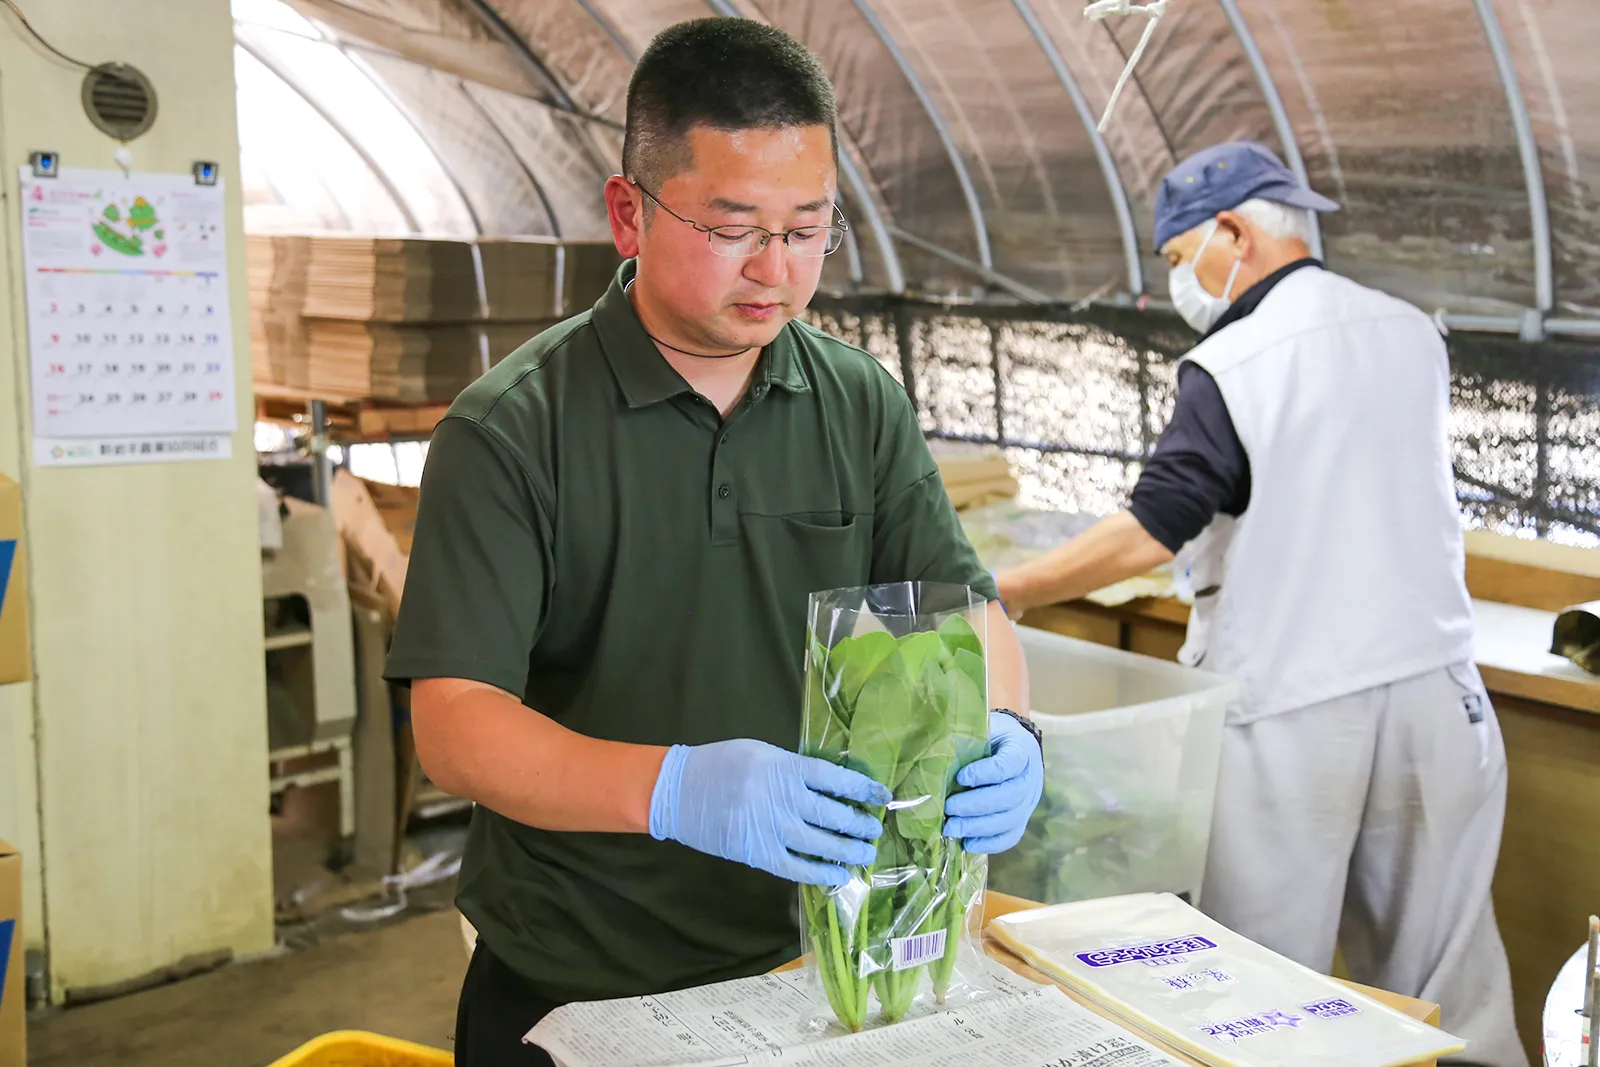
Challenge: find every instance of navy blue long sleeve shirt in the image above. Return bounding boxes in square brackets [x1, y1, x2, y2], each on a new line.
[1128, 259, 1321, 552]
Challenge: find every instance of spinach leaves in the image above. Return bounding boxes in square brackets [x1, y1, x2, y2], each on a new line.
[801, 612, 991, 1031]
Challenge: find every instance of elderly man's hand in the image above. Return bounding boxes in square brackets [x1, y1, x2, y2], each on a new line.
[993, 570, 1027, 621]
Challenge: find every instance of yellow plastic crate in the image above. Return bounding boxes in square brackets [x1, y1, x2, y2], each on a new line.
[267, 1030, 453, 1067]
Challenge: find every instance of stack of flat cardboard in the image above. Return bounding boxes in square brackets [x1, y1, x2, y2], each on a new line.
[247, 236, 619, 405]
[248, 239, 272, 385]
[356, 405, 448, 438]
[478, 238, 561, 321]
[930, 440, 1020, 511]
[478, 238, 619, 321]
[247, 235, 311, 391]
[561, 241, 622, 317]
[299, 322, 540, 403]
[300, 319, 385, 403]
[301, 238, 482, 323]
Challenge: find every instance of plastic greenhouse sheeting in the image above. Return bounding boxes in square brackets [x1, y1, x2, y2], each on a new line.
[235, 44, 415, 235]
[234, 0, 1600, 319]
[230, 0, 1600, 540]
[357, 50, 558, 235]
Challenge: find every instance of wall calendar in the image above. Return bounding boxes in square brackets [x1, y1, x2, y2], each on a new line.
[19, 167, 237, 466]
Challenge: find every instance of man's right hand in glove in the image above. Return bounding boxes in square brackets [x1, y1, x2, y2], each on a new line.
[649, 739, 891, 886]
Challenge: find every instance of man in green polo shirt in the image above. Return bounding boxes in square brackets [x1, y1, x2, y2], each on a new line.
[386, 18, 1040, 1065]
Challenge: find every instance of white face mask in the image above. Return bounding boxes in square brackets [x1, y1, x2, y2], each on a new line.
[1168, 219, 1243, 334]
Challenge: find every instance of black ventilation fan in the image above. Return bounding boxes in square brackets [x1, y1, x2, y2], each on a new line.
[81, 63, 157, 142]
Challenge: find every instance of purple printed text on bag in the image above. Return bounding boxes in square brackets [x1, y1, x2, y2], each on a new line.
[1075, 935, 1218, 968]
[1303, 998, 1362, 1019]
[1194, 1010, 1305, 1045]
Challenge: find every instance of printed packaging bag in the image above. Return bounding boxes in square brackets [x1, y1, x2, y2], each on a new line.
[991, 893, 1465, 1067]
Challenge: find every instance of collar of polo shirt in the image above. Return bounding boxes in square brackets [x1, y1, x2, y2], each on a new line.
[593, 260, 812, 409]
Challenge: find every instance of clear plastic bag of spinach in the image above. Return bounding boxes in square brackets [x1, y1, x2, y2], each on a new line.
[800, 582, 995, 1033]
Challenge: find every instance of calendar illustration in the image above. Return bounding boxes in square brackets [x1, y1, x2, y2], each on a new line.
[20, 167, 237, 466]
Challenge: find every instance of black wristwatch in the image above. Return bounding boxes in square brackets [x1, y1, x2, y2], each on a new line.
[992, 708, 1044, 766]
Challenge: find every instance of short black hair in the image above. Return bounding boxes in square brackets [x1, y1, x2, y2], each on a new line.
[623, 18, 837, 192]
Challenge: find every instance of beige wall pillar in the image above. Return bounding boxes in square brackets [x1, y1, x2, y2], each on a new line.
[0, 0, 273, 997]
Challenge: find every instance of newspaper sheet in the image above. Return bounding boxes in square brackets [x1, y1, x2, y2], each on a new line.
[526, 966, 1184, 1067]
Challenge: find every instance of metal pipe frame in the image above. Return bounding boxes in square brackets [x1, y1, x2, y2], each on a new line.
[702, 0, 906, 293]
[325, 32, 619, 132]
[344, 50, 485, 235]
[1214, 0, 1325, 261]
[928, 428, 1145, 465]
[458, 0, 628, 198]
[821, 293, 1600, 343]
[1545, 318, 1600, 339]
[839, 213, 865, 286]
[845, 0, 994, 271]
[889, 225, 1054, 305]
[1470, 0, 1556, 314]
[1010, 0, 1143, 297]
[459, 81, 564, 239]
[341, 49, 495, 374]
[569, 0, 635, 63]
[457, 0, 577, 113]
[309, 399, 333, 506]
[1440, 312, 1600, 339]
[837, 150, 904, 292]
[236, 37, 422, 233]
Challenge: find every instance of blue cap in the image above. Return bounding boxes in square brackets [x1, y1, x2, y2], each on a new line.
[1152, 141, 1339, 251]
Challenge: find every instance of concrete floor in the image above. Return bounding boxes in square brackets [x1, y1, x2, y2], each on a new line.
[29, 908, 467, 1066]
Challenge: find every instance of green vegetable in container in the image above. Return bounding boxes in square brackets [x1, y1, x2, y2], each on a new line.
[987, 772, 1184, 906]
[800, 613, 991, 1031]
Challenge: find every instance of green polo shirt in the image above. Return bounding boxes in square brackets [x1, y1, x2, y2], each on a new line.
[385, 261, 995, 1004]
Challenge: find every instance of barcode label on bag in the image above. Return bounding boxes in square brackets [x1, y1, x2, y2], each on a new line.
[890, 929, 947, 971]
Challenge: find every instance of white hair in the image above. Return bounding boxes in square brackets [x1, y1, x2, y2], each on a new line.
[1231, 197, 1315, 243]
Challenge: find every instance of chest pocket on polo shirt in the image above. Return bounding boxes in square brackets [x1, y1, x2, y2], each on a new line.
[745, 511, 872, 595]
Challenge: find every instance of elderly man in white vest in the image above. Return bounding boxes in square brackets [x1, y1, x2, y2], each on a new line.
[996, 141, 1526, 1067]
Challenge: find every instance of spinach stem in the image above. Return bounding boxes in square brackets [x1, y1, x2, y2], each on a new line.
[853, 892, 871, 1027]
[825, 892, 860, 1030]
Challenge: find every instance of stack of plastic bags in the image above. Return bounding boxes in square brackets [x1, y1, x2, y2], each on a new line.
[991, 893, 1465, 1067]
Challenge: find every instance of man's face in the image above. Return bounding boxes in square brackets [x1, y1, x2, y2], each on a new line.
[612, 124, 836, 353]
[1163, 215, 1245, 299]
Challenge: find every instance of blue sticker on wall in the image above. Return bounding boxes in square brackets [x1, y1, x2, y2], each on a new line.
[0, 541, 14, 616]
[0, 918, 13, 1006]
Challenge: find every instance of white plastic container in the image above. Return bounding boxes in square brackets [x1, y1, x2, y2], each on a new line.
[988, 625, 1237, 908]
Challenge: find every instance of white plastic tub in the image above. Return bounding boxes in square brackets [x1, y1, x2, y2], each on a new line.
[988, 625, 1237, 908]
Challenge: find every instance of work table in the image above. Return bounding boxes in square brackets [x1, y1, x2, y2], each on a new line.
[1026, 593, 1600, 716]
[1471, 599, 1600, 714]
[1021, 587, 1598, 1067]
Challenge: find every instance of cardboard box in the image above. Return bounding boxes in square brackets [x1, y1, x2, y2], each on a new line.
[0, 476, 27, 685]
[0, 838, 22, 1067]
[359, 478, 419, 556]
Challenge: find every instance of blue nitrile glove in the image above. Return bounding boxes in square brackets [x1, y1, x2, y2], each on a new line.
[943, 712, 1044, 854]
[649, 739, 892, 886]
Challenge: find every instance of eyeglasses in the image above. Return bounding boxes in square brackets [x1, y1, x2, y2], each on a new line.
[630, 180, 848, 259]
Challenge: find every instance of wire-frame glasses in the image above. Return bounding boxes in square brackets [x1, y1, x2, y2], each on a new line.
[631, 180, 848, 258]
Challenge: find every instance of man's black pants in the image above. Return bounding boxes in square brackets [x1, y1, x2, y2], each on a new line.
[456, 943, 565, 1066]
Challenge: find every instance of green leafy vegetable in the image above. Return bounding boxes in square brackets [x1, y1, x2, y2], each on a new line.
[801, 611, 991, 1031]
[987, 766, 1184, 907]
